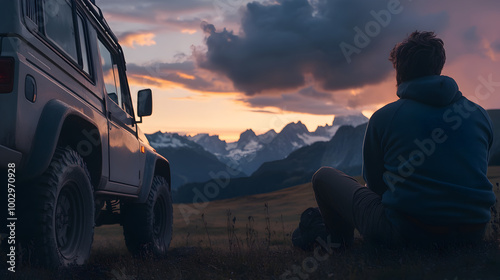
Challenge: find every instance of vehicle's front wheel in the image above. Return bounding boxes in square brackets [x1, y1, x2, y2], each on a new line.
[122, 176, 173, 257]
[26, 147, 95, 268]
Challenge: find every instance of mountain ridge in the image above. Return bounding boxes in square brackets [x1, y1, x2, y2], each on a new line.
[173, 123, 368, 203]
[147, 132, 245, 189]
[178, 113, 368, 174]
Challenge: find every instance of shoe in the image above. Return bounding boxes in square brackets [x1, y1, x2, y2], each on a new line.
[292, 207, 330, 251]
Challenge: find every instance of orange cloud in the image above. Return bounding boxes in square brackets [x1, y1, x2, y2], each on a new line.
[126, 61, 239, 95]
[127, 73, 240, 96]
[120, 32, 157, 48]
[177, 72, 196, 80]
[128, 74, 179, 89]
[181, 29, 197, 35]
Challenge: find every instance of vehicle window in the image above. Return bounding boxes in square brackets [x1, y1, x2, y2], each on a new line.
[98, 39, 134, 116]
[42, 0, 78, 61]
[77, 14, 91, 75]
[121, 83, 134, 117]
[25, 0, 38, 24]
[98, 40, 122, 106]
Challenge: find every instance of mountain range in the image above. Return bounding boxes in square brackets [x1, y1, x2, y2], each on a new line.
[146, 114, 367, 189]
[173, 123, 368, 203]
[147, 132, 245, 189]
[186, 113, 369, 175]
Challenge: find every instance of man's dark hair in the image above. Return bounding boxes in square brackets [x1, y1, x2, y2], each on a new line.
[389, 31, 446, 86]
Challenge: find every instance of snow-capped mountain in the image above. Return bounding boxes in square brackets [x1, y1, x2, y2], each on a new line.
[187, 133, 227, 155]
[146, 132, 244, 189]
[227, 121, 311, 174]
[257, 129, 278, 144]
[148, 113, 368, 179]
[148, 132, 200, 149]
[312, 113, 368, 140]
[186, 113, 369, 175]
[223, 129, 264, 165]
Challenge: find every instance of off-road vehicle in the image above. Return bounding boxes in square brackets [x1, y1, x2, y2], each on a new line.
[0, 0, 173, 268]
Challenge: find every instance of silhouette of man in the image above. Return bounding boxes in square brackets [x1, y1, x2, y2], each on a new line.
[312, 31, 495, 247]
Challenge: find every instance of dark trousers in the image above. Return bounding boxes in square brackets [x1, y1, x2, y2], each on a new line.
[312, 167, 486, 247]
[312, 167, 402, 246]
[312, 167, 487, 246]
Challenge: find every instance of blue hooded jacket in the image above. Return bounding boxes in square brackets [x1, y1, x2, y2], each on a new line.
[363, 75, 495, 226]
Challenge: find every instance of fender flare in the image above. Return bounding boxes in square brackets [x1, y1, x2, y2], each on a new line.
[22, 99, 100, 181]
[137, 151, 171, 203]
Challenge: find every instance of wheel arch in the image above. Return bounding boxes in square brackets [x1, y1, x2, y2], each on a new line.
[23, 99, 104, 188]
[154, 158, 171, 190]
[56, 115, 103, 188]
[137, 152, 171, 203]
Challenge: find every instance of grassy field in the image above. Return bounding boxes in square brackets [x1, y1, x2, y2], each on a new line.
[2, 167, 500, 279]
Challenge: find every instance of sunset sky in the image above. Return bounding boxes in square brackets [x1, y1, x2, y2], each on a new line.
[95, 0, 500, 142]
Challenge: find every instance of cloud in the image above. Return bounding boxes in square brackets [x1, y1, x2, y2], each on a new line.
[95, 0, 250, 32]
[195, 0, 448, 95]
[118, 31, 157, 48]
[463, 26, 479, 43]
[239, 87, 359, 115]
[96, 0, 213, 15]
[126, 61, 236, 93]
[181, 29, 198, 35]
[298, 87, 334, 100]
[248, 109, 277, 114]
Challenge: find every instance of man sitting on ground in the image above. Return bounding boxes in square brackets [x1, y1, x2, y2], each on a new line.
[312, 31, 495, 247]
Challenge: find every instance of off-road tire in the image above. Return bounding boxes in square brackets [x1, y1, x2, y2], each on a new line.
[122, 176, 173, 257]
[26, 147, 95, 268]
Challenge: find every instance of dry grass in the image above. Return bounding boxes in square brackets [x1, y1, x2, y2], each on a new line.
[171, 181, 319, 249]
[1, 168, 500, 279]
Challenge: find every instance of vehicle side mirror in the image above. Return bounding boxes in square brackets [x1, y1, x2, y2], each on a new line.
[137, 89, 152, 123]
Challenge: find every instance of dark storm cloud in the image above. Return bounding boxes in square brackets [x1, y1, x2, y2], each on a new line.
[195, 0, 448, 95]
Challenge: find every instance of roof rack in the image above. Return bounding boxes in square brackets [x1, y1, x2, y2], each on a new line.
[79, 0, 120, 48]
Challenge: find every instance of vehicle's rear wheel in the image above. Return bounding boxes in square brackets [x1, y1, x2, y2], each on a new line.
[122, 176, 173, 257]
[26, 147, 95, 268]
